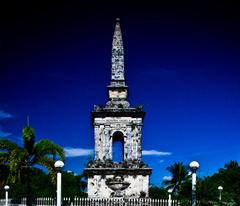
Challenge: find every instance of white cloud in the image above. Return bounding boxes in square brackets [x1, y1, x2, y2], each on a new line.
[0, 110, 13, 120]
[64, 147, 93, 157]
[64, 148, 171, 158]
[159, 160, 165, 163]
[142, 149, 172, 156]
[0, 130, 11, 137]
[163, 176, 172, 181]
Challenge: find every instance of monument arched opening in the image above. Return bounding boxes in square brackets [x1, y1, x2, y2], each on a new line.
[112, 131, 124, 162]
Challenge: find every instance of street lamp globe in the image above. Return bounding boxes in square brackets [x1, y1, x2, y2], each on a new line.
[218, 186, 223, 191]
[189, 161, 200, 171]
[168, 189, 173, 194]
[4, 185, 9, 191]
[54, 160, 64, 168]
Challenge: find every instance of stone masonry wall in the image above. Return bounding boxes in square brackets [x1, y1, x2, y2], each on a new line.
[93, 117, 143, 162]
[88, 174, 149, 198]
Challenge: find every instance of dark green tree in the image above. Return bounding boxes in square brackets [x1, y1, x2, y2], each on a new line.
[62, 172, 87, 198]
[0, 164, 9, 188]
[0, 126, 65, 206]
[149, 186, 168, 199]
[196, 160, 240, 205]
[163, 162, 190, 195]
[224, 160, 238, 170]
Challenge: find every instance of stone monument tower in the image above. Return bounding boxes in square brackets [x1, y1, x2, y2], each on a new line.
[84, 18, 152, 198]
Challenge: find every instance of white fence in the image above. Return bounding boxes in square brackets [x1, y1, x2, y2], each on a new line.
[0, 197, 180, 206]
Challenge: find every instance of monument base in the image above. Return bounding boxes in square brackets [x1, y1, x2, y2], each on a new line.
[84, 168, 152, 198]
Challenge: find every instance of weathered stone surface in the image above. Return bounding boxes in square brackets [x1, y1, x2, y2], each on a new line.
[85, 18, 152, 198]
[93, 117, 143, 161]
[111, 18, 125, 82]
[84, 168, 152, 176]
[87, 174, 150, 198]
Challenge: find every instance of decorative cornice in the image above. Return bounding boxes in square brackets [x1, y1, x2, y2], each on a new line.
[84, 168, 152, 176]
[91, 110, 145, 124]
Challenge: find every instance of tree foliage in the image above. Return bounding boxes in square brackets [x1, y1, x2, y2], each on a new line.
[163, 162, 190, 194]
[149, 186, 168, 199]
[0, 168, 87, 199]
[154, 160, 240, 205]
[197, 160, 240, 205]
[0, 126, 64, 184]
[0, 126, 65, 206]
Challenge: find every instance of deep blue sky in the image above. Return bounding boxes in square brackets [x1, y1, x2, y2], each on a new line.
[1, 1, 240, 186]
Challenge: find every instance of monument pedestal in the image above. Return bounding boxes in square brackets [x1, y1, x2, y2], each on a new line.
[85, 166, 152, 198]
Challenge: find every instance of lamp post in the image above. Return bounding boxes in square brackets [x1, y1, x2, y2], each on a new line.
[4, 185, 10, 206]
[218, 186, 223, 204]
[54, 160, 64, 206]
[189, 161, 200, 206]
[168, 189, 173, 206]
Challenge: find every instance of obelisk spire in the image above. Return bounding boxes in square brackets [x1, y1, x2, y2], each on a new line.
[111, 18, 125, 85]
[107, 18, 128, 102]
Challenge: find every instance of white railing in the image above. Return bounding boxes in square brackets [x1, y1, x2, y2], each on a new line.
[0, 197, 180, 206]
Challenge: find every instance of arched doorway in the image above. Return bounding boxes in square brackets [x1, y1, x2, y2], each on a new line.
[112, 131, 124, 162]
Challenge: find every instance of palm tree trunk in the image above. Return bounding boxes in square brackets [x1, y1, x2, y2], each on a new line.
[26, 166, 32, 206]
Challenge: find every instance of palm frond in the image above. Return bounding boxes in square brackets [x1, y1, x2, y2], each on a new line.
[0, 139, 19, 151]
[164, 162, 189, 194]
[0, 152, 9, 164]
[8, 148, 27, 183]
[33, 139, 65, 162]
[36, 156, 57, 183]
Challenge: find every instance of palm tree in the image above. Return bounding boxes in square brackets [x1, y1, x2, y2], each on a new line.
[0, 126, 65, 205]
[163, 162, 190, 194]
[224, 160, 239, 170]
